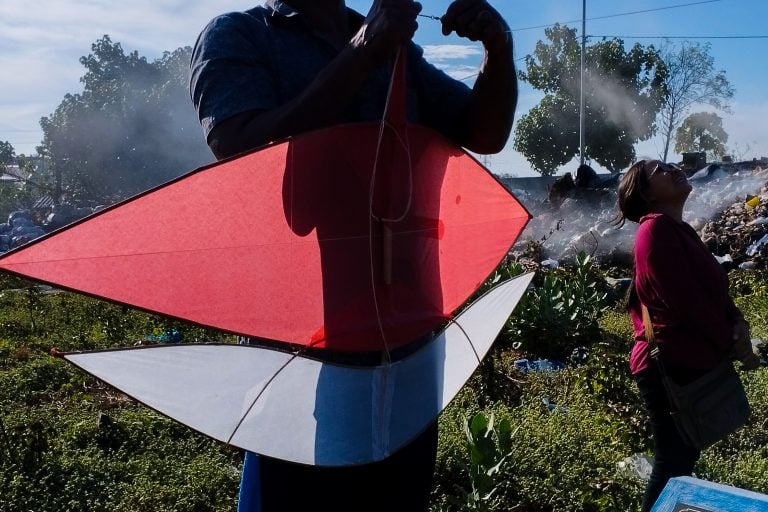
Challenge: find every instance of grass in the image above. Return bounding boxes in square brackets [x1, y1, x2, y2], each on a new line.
[0, 268, 766, 511]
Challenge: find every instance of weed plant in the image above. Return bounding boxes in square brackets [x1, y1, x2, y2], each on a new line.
[502, 251, 609, 360]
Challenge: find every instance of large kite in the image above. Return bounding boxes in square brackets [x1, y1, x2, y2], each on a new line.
[0, 53, 532, 465]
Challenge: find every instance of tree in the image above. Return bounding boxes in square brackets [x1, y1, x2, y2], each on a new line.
[658, 42, 734, 162]
[674, 111, 728, 160]
[514, 25, 667, 175]
[38, 36, 211, 204]
[0, 141, 15, 167]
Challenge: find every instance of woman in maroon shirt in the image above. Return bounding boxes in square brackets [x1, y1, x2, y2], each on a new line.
[615, 159, 758, 511]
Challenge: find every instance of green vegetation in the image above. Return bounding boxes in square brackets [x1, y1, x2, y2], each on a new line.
[502, 252, 609, 359]
[674, 112, 729, 161]
[433, 266, 768, 511]
[1, 264, 767, 511]
[0, 276, 239, 511]
[513, 31, 734, 175]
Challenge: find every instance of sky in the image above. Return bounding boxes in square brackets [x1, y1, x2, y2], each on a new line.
[0, 0, 766, 177]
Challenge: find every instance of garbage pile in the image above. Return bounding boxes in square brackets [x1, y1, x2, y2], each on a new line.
[512, 162, 768, 270]
[699, 183, 768, 270]
[0, 204, 97, 253]
[0, 211, 46, 252]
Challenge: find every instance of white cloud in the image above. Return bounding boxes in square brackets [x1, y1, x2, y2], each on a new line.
[422, 44, 483, 62]
[0, 51, 83, 102]
[0, 1, 254, 57]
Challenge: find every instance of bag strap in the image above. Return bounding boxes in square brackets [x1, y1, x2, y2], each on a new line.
[641, 303, 670, 377]
[640, 303, 690, 418]
[640, 304, 656, 352]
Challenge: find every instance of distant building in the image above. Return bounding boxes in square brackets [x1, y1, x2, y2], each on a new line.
[0, 164, 24, 184]
[681, 152, 707, 172]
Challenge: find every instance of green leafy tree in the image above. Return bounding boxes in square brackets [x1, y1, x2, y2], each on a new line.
[0, 141, 15, 167]
[38, 36, 211, 204]
[658, 41, 734, 162]
[514, 25, 667, 175]
[674, 111, 729, 160]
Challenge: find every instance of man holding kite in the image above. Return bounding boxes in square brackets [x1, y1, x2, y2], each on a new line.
[190, 0, 517, 510]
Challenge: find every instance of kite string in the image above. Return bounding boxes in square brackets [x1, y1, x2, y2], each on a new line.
[446, 316, 483, 365]
[445, 313, 525, 387]
[227, 339, 322, 444]
[370, 122, 413, 224]
[367, 47, 415, 364]
[368, 52, 414, 225]
[235, 50, 414, 437]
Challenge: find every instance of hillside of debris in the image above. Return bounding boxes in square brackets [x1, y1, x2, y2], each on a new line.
[511, 161, 768, 270]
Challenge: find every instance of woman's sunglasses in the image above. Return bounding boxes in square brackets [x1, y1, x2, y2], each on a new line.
[646, 161, 680, 179]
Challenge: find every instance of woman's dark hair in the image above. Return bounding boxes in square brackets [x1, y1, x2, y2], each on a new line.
[622, 264, 639, 311]
[612, 159, 652, 228]
[613, 160, 655, 310]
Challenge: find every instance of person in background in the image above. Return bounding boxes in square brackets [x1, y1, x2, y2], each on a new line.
[189, 1, 517, 510]
[614, 159, 759, 511]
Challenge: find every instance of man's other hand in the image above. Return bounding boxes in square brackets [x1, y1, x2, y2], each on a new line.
[441, 0, 510, 54]
[353, 0, 422, 65]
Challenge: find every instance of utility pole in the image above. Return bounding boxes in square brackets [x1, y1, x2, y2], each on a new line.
[579, 0, 586, 166]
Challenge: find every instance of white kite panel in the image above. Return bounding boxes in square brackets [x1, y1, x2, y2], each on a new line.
[65, 273, 534, 466]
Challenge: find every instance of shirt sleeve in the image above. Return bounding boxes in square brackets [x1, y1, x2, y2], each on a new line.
[635, 216, 734, 352]
[189, 12, 277, 141]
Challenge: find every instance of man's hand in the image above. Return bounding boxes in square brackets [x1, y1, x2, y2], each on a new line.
[441, 0, 510, 54]
[352, 0, 422, 65]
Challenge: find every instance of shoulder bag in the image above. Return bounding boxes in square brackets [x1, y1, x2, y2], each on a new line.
[641, 304, 750, 450]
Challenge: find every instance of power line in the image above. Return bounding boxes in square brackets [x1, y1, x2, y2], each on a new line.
[508, 0, 722, 33]
[393, 1, 740, 83]
[590, 35, 768, 40]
